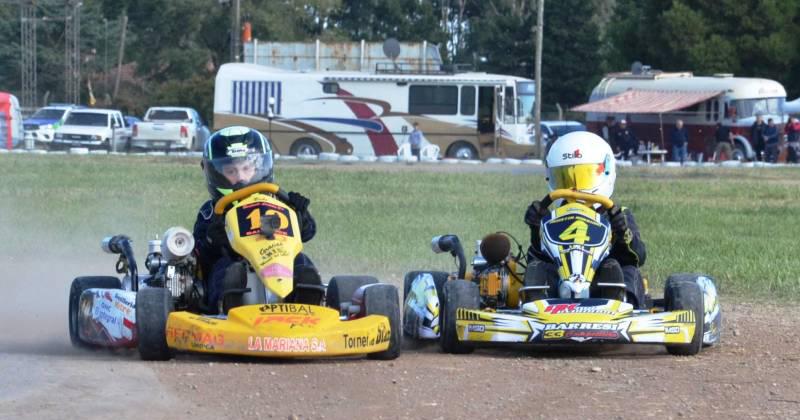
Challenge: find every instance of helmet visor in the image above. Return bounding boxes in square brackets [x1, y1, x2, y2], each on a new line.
[549, 163, 605, 192]
[209, 151, 273, 190]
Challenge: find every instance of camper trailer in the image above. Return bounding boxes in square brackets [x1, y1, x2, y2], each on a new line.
[213, 63, 538, 159]
[0, 92, 23, 150]
[575, 68, 787, 161]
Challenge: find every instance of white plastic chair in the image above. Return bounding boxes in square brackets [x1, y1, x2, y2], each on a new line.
[420, 144, 440, 161]
[397, 142, 413, 160]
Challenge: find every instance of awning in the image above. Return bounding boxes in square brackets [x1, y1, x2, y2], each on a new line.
[571, 89, 723, 114]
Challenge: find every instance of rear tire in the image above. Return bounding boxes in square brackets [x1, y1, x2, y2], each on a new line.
[364, 284, 402, 360]
[68, 276, 122, 348]
[136, 288, 174, 361]
[446, 141, 478, 160]
[664, 278, 704, 356]
[326, 276, 378, 313]
[290, 138, 322, 156]
[440, 280, 479, 354]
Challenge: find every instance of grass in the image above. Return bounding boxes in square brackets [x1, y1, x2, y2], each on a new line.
[1, 154, 798, 299]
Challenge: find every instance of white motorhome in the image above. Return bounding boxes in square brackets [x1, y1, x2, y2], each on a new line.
[213, 63, 538, 159]
[575, 69, 788, 160]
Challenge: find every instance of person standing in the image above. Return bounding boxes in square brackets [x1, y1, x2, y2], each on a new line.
[670, 119, 689, 164]
[601, 116, 617, 148]
[714, 122, 734, 162]
[786, 117, 800, 163]
[613, 119, 637, 160]
[763, 118, 779, 163]
[751, 114, 767, 161]
[408, 122, 424, 159]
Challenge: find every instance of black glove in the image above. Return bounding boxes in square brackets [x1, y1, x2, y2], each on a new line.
[287, 191, 310, 213]
[524, 200, 548, 227]
[206, 216, 228, 248]
[609, 205, 632, 241]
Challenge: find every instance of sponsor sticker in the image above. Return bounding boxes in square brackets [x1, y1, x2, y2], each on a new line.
[253, 315, 320, 328]
[343, 324, 392, 349]
[258, 304, 315, 314]
[467, 324, 485, 333]
[247, 336, 327, 353]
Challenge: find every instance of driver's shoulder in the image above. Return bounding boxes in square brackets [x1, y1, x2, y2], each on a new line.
[199, 200, 215, 220]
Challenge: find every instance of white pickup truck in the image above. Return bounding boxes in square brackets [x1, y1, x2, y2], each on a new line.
[130, 107, 210, 151]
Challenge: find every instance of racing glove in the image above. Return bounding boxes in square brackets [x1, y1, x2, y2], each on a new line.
[609, 205, 632, 244]
[524, 200, 548, 227]
[206, 216, 228, 248]
[287, 191, 311, 213]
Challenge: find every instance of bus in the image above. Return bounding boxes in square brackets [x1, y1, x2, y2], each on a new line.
[213, 63, 538, 159]
[575, 69, 787, 161]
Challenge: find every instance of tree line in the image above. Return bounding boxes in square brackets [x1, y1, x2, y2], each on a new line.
[1, 0, 799, 123]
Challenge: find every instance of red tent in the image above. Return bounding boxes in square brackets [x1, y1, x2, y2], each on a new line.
[0, 92, 11, 149]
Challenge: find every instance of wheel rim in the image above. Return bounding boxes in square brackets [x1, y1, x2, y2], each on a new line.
[454, 146, 475, 160]
[297, 144, 318, 156]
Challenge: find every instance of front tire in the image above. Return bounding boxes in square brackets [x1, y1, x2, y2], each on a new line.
[290, 138, 322, 156]
[446, 141, 478, 160]
[440, 280, 479, 354]
[136, 288, 174, 361]
[402, 271, 448, 339]
[664, 277, 704, 356]
[326, 275, 378, 313]
[68, 276, 122, 348]
[364, 284, 402, 360]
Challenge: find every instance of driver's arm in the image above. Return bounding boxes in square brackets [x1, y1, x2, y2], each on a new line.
[610, 208, 646, 267]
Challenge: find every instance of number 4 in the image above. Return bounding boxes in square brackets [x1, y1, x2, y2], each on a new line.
[558, 220, 589, 244]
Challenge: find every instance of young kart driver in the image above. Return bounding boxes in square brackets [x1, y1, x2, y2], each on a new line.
[193, 126, 319, 313]
[523, 131, 648, 307]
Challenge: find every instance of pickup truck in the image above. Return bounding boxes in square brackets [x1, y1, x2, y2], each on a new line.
[52, 108, 131, 151]
[130, 107, 210, 151]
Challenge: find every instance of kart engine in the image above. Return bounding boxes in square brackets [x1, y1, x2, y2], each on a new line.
[145, 227, 202, 309]
[471, 233, 523, 309]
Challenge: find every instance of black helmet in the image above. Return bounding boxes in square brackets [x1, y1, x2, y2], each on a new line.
[202, 126, 274, 201]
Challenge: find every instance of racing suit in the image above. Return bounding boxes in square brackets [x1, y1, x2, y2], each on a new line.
[525, 205, 648, 308]
[193, 195, 317, 313]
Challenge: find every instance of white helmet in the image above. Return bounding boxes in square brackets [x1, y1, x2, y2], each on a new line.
[545, 131, 616, 198]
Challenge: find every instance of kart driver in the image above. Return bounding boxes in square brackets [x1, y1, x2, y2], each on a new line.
[193, 126, 320, 313]
[523, 131, 648, 307]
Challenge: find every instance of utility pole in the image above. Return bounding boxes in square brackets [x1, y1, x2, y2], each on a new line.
[20, 0, 37, 109]
[534, 0, 545, 158]
[232, 0, 241, 62]
[64, 0, 81, 104]
[113, 14, 128, 100]
[103, 17, 108, 95]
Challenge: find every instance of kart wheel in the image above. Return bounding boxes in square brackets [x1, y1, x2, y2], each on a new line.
[136, 288, 174, 361]
[364, 284, 402, 360]
[402, 271, 448, 339]
[664, 278, 704, 356]
[440, 280, 479, 354]
[68, 276, 122, 349]
[326, 276, 378, 313]
[666, 273, 721, 347]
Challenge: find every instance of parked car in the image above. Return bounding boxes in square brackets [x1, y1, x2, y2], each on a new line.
[130, 107, 209, 151]
[527, 120, 588, 146]
[23, 104, 83, 147]
[52, 109, 131, 151]
[0, 92, 24, 149]
[123, 115, 141, 127]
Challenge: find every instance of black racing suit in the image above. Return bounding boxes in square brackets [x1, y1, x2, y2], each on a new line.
[526, 206, 648, 307]
[193, 197, 317, 312]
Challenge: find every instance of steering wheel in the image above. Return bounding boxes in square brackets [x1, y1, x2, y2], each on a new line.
[539, 189, 615, 211]
[213, 182, 291, 215]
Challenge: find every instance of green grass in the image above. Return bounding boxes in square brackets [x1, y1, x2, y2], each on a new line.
[1, 154, 799, 299]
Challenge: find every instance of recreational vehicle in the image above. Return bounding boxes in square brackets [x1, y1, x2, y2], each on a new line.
[213, 63, 538, 159]
[574, 69, 788, 161]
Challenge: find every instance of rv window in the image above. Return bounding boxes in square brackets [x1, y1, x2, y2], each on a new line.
[409, 85, 458, 115]
[504, 87, 516, 123]
[323, 82, 339, 94]
[713, 100, 719, 121]
[460, 86, 476, 115]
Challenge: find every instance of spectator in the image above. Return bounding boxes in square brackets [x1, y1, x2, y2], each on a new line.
[613, 119, 637, 160]
[670, 119, 689, 164]
[786, 117, 800, 163]
[408, 122, 424, 158]
[751, 114, 766, 161]
[763, 118, 779, 163]
[714, 122, 734, 162]
[601, 116, 616, 147]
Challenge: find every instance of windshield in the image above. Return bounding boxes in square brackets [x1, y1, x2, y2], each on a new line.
[63, 112, 108, 127]
[731, 97, 784, 118]
[148, 110, 190, 121]
[31, 108, 67, 120]
[517, 82, 535, 123]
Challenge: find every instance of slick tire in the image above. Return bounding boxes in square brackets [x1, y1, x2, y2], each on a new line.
[402, 271, 448, 338]
[440, 280, 479, 354]
[326, 275, 378, 313]
[136, 288, 174, 361]
[664, 277, 704, 356]
[666, 273, 721, 347]
[68, 276, 122, 349]
[364, 284, 402, 360]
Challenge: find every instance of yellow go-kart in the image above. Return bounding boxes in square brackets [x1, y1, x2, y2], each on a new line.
[68, 183, 400, 360]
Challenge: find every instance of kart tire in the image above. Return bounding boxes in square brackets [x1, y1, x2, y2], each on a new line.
[136, 288, 174, 361]
[364, 284, 402, 360]
[326, 275, 378, 313]
[666, 273, 721, 347]
[440, 280, 479, 354]
[402, 271, 448, 339]
[664, 277, 704, 356]
[68, 276, 122, 349]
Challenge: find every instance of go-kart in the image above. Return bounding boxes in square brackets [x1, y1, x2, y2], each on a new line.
[403, 189, 721, 355]
[69, 183, 401, 360]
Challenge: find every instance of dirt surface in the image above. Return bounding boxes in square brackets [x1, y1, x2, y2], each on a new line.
[2, 253, 798, 420]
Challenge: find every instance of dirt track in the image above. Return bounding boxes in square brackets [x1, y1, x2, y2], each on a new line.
[2, 253, 799, 420]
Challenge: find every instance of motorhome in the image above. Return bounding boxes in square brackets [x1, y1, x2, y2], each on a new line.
[213, 63, 538, 159]
[574, 69, 788, 160]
